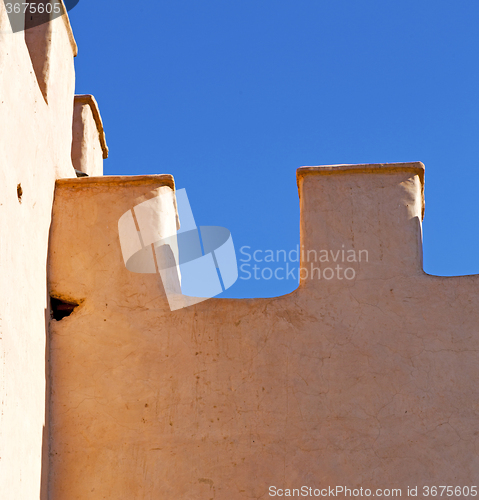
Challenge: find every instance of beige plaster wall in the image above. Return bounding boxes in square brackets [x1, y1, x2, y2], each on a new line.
[0, 5, 77, 498]
[48, 163, 479, 499]
[72, 95, 108, 177]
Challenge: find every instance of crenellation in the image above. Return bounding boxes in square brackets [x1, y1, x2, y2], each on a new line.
[72, 94, 109, 176]
[1, 4, 479, 500]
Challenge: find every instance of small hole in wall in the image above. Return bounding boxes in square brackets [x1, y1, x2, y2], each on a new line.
[50, 296, 80, 321]
[17, 184, 23, 203]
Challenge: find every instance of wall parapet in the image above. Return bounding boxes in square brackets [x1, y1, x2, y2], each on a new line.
[74, 95, 109, 159]
[58, 0, 77, 57]
[297, 162, 425, 220]
[55, 174, 174, 189]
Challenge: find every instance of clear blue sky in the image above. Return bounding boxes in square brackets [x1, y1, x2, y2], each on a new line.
[70, 0, 479, 298]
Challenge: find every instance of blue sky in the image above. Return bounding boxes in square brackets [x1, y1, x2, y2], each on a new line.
[70, 0, 479, 298]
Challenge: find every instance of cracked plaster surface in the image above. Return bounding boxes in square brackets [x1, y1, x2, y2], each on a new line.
[47, 164, 479, 499]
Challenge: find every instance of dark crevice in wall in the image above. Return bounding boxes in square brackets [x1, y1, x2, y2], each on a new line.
[50, 297, 79, 321]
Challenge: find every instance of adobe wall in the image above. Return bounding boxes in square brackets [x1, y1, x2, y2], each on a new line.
[72, 94, 108, 177]
[0, 4, 82, 498]
[48, 164, 479, 499]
